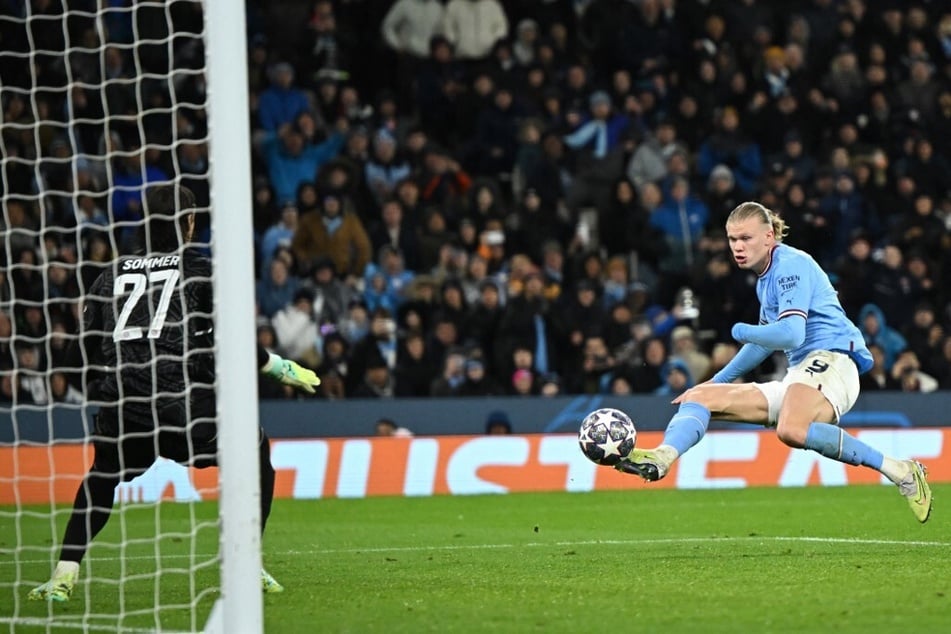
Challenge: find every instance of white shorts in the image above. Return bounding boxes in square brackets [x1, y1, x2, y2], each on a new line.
[753, 350, 860, 427]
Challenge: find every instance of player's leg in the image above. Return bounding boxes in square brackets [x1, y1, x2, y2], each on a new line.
[255, 427, 283, 593]
[30, 412, 155, 601]
[779, 351, 932, 523]
[617, 382, 770, 480]
[172, 391, 284, 593]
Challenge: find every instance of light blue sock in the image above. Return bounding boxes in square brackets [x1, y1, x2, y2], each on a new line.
[661, 402, 711, 456]
[804, 422, 884, 470]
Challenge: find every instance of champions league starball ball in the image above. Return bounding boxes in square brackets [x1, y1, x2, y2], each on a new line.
[578, 408, 637, 466]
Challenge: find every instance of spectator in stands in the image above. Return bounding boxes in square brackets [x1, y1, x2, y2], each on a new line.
[348, 307, 399, 393]
[298, 1, 349, 88]
[650, 176, 710, 304]
[903, 302, 941, 373]
[484, 410, 512, 434]
[892, 350, 939, 393]
[394, 331, 438, 397]
[256, 257, 299, 319]
[470, 84, 521, 178]
[430, 347, 467, 396]
[271, 287, 320, 369]
[935, 337, 951, 390]
[897, 60, 941, 125]
[653, 358, 693, 398]
[563, 90, 633, 212]
[579, 334, 616, 394]
[257, 62, 311, 133]
[259, 202, 299, 279]
[375, 417, 413, 436]
[443, 0, 508, 62]
[292, 192, 372, 282]
[302, 257, 352, 326]
[510, 367, 535, 395]
[416, 145, 472, 213]
[261, 121, 346, 206]
[111, 146, 169, 249]
[669, 325, 712, 385]
[697, 106, 762, 194]
[625, 118, 674, 192]
[859, 303, 907, 373]
[362, 245, 414, 314]
[353, 353, 396, 398]
[457, 354, 502, 396]
[627, 335, 667, 394]
[890, 193, 947, 265]
[818, 172, 877, 266]
[415, 35, 465, 145]
[365, 128, 412, 209]
[870, 244, 917, 330]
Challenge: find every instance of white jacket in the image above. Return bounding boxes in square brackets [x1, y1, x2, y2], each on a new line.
[443, 0, 508, 60]
[271, 307, 319, 362]
[381, 0, 447, 58]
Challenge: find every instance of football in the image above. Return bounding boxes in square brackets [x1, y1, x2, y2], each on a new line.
[578, 408, 637, 466]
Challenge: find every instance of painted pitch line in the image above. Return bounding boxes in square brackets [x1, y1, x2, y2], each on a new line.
[0, 616, 188, 633]
[301, 535, 951, 554]
[2, 535, 949, 568]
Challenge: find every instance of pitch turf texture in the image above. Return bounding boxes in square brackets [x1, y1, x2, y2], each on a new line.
[2, 486, 949, 633]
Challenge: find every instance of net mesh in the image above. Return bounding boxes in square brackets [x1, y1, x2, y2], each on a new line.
[1, 1, 221, 630]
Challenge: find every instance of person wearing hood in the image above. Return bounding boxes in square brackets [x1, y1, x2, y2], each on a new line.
[653, 357, 693, 397]
[858, 303, 907, 373]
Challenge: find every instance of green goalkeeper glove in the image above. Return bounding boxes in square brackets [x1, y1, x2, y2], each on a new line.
[261, 352, 320, 394]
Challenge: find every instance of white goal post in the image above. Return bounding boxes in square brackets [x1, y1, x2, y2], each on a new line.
[0, 0, 262, 631]
[204, 0, 262, 631]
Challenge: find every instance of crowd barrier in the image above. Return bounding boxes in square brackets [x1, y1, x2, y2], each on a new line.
[4, 392, 950, 443]
[3, 428, 949, 505]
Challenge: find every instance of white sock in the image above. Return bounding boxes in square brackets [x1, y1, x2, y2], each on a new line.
[53, 560, 80, 580]
[656, 444, 681, 464]
[880, 457, 910, 485]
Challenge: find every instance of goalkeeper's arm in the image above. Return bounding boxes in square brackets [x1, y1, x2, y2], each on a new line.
[257, 344, 320, 394]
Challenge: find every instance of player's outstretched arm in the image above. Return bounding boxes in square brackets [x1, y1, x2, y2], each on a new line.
[731, 315, 806, 351]
[258, 344, 320, 394]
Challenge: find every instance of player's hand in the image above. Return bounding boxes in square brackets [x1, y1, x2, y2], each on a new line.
[262, 354, 320, 394]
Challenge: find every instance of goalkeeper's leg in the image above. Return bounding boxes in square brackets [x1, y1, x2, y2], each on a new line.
[193, 425, 282, 592]
[30, 414, 154, 601]
[258, 428, 282, 592]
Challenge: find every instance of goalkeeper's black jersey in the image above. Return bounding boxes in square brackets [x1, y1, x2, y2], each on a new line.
[78, 248, 215, 424]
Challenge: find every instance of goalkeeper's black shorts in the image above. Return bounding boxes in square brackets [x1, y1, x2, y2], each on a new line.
[91, 394, 267, 481]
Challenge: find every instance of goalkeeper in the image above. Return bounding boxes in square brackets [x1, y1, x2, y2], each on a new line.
[29, 184, 319, 602]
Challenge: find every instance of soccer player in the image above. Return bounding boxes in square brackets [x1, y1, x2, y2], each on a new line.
[29, 185, 320, 602]
[617, 201, 932, 523]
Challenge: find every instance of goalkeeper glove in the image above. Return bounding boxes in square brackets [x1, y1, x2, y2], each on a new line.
[261, 352, 320, 394]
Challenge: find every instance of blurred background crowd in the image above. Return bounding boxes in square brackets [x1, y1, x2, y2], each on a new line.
[1, 0, 950, 405]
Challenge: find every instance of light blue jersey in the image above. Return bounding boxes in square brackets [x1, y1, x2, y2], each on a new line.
[757, 244, 873, 373]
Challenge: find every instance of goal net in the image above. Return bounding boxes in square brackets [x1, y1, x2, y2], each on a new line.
[0, 1, 261, 631]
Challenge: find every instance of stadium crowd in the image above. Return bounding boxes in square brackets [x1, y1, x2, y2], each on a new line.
[1, 0, 951, 405]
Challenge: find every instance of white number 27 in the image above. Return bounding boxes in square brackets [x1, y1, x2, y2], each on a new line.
[112, 270, 181, 342]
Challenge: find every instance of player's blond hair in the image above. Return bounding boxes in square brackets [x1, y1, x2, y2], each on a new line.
[726, 201, 789, 243]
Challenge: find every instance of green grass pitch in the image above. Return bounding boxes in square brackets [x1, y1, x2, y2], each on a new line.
[2, 485, 949, 633]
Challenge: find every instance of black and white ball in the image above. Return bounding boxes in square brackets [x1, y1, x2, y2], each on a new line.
[578, 408, 637, 466]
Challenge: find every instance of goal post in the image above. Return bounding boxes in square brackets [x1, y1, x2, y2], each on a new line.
[204, 0, 263, 630]
[0, 0, 263, 630]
